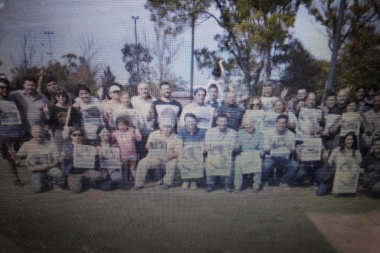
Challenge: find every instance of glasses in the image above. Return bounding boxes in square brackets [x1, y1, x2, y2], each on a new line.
[72, 133, 83, 137]
[251, 103, 260, 106]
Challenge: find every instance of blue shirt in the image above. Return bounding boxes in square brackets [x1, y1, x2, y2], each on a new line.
[237, 128, 263, 154]
[178, 126, 206, 143]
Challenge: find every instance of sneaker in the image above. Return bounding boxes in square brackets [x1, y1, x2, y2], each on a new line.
[252, 184, 261, 192]
[234, 188, 242, 193]
[181, 181, 189, 190]
[278, 183, 291, 190]
[133, 186, 144, 191]
[190, 181, 197, 190]
[162, 184, 170, 190]
[225, 185, 233, 193]
[14, 179, 22, 187]
[205, 185, 214, 193]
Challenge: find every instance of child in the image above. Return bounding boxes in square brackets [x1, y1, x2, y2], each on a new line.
[112, 116, 142, 185]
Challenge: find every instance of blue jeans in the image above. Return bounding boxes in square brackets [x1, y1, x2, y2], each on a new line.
[206, 160, 234, 186]
[30, 167, 63, 193]
[262, 157, 299, 184]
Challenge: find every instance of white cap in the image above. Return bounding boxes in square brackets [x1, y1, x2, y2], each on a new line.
[109, 85, 121, 93]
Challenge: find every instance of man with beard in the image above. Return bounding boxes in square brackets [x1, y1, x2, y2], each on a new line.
[147, 81, 182, 133]
[216, 92, 244, 131]
[10, 76, 50, 139]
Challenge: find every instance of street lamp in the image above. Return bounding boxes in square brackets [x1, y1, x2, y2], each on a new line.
[44, 31, 54, 64]
[131, 16, 139, 45]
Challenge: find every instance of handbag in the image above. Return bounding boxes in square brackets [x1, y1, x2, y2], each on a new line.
[62, 107, 72, 140]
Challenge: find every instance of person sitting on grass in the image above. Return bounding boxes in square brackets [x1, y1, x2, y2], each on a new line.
[9, 124, 63, 193]
[359, 137, 380, 197]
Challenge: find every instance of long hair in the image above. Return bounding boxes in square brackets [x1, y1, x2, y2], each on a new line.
[339, 131, 358, 157]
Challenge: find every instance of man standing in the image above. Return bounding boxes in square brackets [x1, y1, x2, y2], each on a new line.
[147, 81, 182, 132]
[179, 88, 214, 130]
[206, 84, 225, 109]
[131, 82, 156, 159]
[262, 115, 299, 188]
[102, 85, 122, 128]
[216, 92, 245, 131]
[9, 125, 63, 193]
[10, 76, 50, 138]
[133, 119, 179, 190]
[204, 113, 237, 192]
[0, 77, 24, 186]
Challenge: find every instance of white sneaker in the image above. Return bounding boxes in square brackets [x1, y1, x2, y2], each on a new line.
[181, 181, 189, 190]
[190, 181, 197, 190]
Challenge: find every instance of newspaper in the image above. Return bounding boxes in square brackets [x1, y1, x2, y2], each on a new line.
[206, 145, 232, 176]
[332, 157, 360, 194]
[263, 111, 278, 133]
[235, 150, 262, 174]
[296, 108, 322, 140]
[149, 139, 167, 162]
[178, 144, 204, 179]
[270, 135, 293, 158]
[99, 147, 121, 169]
[73, 144, 97, 168]
[300, 138, 322, 162]
[0, 100, 22, 125]
[27, 153, 52, 168]
[340, 112, 361, 136]
[197, 107, 215, 130]
[324, 114, 340, 134]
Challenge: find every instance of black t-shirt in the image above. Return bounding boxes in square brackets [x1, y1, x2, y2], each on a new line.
[47, 105, 81, 131]
[152, 99, 182, 131]
[360, 153, 380, 178]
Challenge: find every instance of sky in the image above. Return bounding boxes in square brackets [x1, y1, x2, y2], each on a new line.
[0, 0, 331, 88]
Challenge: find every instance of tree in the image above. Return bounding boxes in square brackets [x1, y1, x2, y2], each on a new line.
[149, 23, 183, 87]
[99, 66, 117, 99]
[305, 0, 380, 91]
[121, 43, 153, 85]
[146, 0, 301, 95]
[273, 39, 329, 100]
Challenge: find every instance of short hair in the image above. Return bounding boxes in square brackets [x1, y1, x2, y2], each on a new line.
[69, 127, 85, 136]
[138, 82, 149, 88]
[217, 113, 228, 119]
[76, 84, 91, 96]
[159, 81, 171, 89]
[23, 76, 37, 83]
[184, 113, 197, 121]
[372, 137, 380, 146]
[356, 86, 365, 92]
[276, 114, 289, 123]
[0, 77, 10, 85]
[193, 87, 206, 96]
[208, 84, 218, 91]
[45, 74, 58, 84]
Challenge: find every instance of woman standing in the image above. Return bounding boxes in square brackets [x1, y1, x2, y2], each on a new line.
[44, 91, 81, 152]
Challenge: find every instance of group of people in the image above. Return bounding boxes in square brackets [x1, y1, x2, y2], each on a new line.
[0, 70, 379, 196]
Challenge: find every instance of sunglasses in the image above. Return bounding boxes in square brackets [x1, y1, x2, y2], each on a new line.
[72, 133, 83, 137]
[251, 103, 260, 106]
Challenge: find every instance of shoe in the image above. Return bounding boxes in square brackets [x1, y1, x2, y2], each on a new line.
[252, 184, 261, 192]
[234, 188, 242, 193]
[181, 181, 189, 190]
[279, 183, 291, 190]
[205, 185, 214, 192]
[225, 185, 233, 193]
[14, 179, 22, 187]
[162, 184, 170, 190]
[190, 182, 197, 190]
[133, 186, 144, 191]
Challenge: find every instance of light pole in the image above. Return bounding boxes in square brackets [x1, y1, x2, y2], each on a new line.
[44, 31, 54, 64]
[131, 16, 139, 45]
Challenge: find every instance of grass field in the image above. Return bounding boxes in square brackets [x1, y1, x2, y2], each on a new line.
[1, 159, 379, 253]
